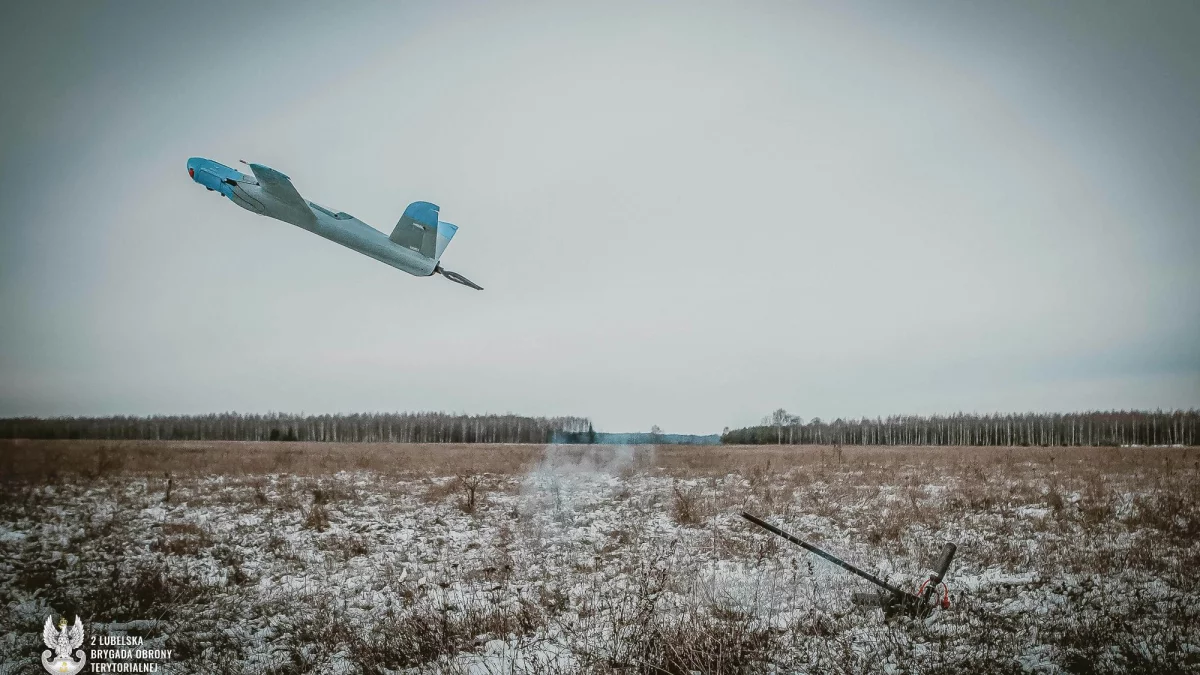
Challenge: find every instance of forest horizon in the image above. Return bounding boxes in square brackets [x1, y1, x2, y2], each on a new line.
[1, 408, 1195, 447]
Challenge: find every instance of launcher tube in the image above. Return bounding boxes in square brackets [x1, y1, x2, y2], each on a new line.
[740, 512, 910, 598]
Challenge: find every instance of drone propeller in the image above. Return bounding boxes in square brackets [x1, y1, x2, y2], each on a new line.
[434, 264, 483, 290]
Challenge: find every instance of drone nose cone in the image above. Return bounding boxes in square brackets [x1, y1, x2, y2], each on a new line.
[187, 157, 235, 196]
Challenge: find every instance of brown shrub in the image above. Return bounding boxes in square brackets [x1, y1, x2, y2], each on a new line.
[303, 503, 330, 531]
[671, 483, 711, 527]
[458, 475, 485, 514]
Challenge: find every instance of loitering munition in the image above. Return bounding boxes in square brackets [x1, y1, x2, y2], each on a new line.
[741, 512, 956, 618]
[186, 157, 482, 290]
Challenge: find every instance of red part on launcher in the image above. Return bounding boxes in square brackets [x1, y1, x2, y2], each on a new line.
[919, 580, 951, 609]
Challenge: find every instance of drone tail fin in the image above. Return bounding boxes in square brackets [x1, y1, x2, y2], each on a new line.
[433, 221, 458, 260]
[390, 201, 456, 260]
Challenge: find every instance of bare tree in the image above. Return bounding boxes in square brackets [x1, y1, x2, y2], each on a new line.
[763, 408, 792, 445]
[788, 414, 803, 444]
[457, 475, 483, 514]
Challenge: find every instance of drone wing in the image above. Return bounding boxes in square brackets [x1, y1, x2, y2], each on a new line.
[69, 616, 84, 649]
[247, 163, 315, 225]
[43, 617, 57, 649]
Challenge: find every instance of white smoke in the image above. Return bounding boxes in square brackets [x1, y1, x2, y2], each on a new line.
[519, 444, 655, 522]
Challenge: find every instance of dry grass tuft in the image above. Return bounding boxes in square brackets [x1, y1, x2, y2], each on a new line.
[152, 522, 212, 556]
[303, 502, 330, 531]
[671, 482, 713, 527]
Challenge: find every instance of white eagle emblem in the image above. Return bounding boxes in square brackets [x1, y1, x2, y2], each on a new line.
[41, 616, 87, 675]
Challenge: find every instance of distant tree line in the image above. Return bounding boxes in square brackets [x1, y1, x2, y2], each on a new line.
[6, 409, 1196, 447]
[554, 423, 598, 445]
[0, 412, 593, 444]
[552, 429, 722, 445]
[722, 409, 1199, 447]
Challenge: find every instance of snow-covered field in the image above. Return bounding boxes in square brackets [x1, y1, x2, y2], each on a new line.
[1, 442, 1197, 673]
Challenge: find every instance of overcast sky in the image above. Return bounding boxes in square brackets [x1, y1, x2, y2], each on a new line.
[1, 1, 1197, 433]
